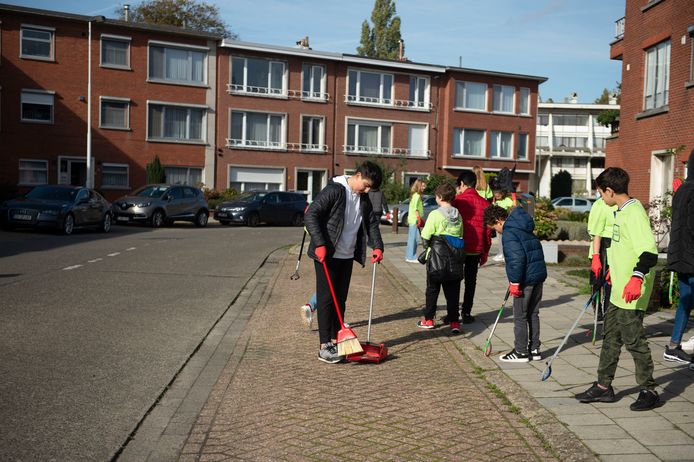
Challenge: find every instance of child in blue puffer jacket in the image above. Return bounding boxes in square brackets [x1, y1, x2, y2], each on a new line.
[484, 205, 547, 362]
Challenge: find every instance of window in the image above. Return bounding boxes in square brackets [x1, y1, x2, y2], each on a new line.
[553, 137, 589, 149]
[490, 131, 513, 158]
[301, 116, 324, 150]
[231, 56, 286, 95]
[537, 136, 549, 148]
[408, 125, 428, 157]
[148, 103, 205, 142]
[594, 137, 606, 150]
[229, 110, 285, 149]
[453, 129, 485, 157]
[100, 98, 130, 129]
[517, 133, 528, 160]
[644, 40, 670, 110]
[690, 31, 694, 82]
[19, 159, 48, 185]
[21, 90, 53, 123]
[229, 166, 284, 191]
[409, 76, 429, 108]
[553, 114, 589, 126]
[556, 198, 572, 207]
[165, 166, 202, 185]
[21, 26, 53, 60]
[101, 164, 129, 188]
[101, 35, 130, 68]
[519, 88, 530, 115]
[493, 85, 515, 113]
[346, 120, 391, 154]
[455, 81, 487, 111]
[149, 43, 206, 85]
[347, 69, 393, 105]
[537, 114, 549, 125]
[302, 64, 326, 99]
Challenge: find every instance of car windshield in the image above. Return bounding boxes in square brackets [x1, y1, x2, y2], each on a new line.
[236, 192, 267, 202]
[134, 186, 170, 198]
[25, 186, 78, 202]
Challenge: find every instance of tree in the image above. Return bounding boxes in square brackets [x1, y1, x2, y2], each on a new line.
[146, 155, 166, 184]
[118, 0, 236, 39]
[594, 88, 611, 104]
[550, 170, 572, 199]
[357, 0, 402, 59]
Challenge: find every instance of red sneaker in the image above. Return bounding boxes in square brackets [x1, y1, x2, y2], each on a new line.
[450, 321, 461, 334]
[416, 319, 435, 329]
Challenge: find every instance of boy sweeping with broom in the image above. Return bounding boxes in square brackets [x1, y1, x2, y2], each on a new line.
[304, 161, 384, 364]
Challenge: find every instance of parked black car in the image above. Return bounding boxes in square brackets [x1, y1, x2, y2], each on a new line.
[112, 184, 209, 228]
[214, 191, 307, 227]
[0, 185, 112, 235]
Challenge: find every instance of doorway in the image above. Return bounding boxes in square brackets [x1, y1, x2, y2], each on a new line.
[59, 157, 87, 186]
[296, 169, 325, 202]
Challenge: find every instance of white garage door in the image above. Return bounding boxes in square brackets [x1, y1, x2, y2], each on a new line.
[229, 166, 284, 192]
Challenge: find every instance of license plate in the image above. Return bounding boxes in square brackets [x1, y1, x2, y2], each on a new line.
[117, 216, 130, 222]
[13, 214, 32, 221]
[217, 212, 227, 217]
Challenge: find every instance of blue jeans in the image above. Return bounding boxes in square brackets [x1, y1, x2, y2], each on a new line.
[406, 225, 419, 260]
[671, 273, 694, 345]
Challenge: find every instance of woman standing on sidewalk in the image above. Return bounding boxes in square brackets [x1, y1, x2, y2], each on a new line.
[405, 179, 426, 263]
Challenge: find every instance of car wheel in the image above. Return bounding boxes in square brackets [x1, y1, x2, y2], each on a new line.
[291, 212, 303, 227]
[400, 212, 408, 226]
[100, 213, 112, 233]
[247, 212, 260, 227]
[195, 209, 209, 227]
[150, 210, 165, 228]
[62, 213, 75, 235]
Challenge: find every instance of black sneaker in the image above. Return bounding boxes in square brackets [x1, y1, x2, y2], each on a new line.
[630, 389, 660, 411]
[440, 315, 451, 325]
[462, 314, 475, 324]
[529, 348, 541, 361]
[499, 349, 529, 363]
[317, 342, 342, 364]
[664, 346, 691, 364]
[575, 382, 615, 403]
[690, 360, 694, 372]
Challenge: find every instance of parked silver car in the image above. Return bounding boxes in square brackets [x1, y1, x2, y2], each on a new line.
[112, 184, 209, 228]
[551, 196, 595, 213]
[382, 195, 438, 225]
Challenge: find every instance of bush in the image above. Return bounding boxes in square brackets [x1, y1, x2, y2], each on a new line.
[533, 197, 558, 240]
[146, 155, 166, 184]
[550, 170, 572, 199]
[423, 173, 455, 195]
[203, 187, 238, 210]
[566, 211, 589, 222]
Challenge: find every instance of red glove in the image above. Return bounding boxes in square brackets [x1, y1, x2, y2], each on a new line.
[315, 245, 327, 263]
[673, 178, 683, 193]
[372, 248, 383, 264]
[591, 254, 602, 279]
[622, 276, 644, 303]
[416, 214, 425, 229]
[605, 269, 611, 286]
[479, 253, 488, 267]
[509, 283, 522, 298]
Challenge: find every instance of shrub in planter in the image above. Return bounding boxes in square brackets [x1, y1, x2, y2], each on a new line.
[533, 197, 558, 240]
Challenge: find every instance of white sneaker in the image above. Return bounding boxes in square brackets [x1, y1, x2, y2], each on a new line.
[681, 336, 694, 354]
[300, 304, 313, 328]
[492, 254, 504, 262]
[405, 259, 419, 263]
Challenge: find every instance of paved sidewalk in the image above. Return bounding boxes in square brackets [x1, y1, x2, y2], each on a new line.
[177, 241, 568, 461]
[383, 229, 694, 462]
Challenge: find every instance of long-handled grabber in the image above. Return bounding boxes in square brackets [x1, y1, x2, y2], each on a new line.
[290, 230, 307, 280]
[540, 287, 603, 381]
[483, 289, 511, 357]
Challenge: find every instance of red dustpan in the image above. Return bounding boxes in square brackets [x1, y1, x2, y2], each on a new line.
[347, 262, 389, 363]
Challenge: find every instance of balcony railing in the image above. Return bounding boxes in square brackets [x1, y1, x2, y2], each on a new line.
[225, 138, 284, 150]
[286, 143, 329, 153]
[227, 84, 330, 101]
[287, 89, 330, 102]
[343, 145, 430, 157]
[615, 17, 625, 40]
[345, 95, 433, 111]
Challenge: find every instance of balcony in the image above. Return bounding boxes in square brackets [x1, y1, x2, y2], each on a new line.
[344, 95, 433, 111]
[227, 84, 330, 102]
[286, 143, 329, 153]
[614, 17, 625, 40]
[343, 145, 430, 158]
[225, 138, 285, 150]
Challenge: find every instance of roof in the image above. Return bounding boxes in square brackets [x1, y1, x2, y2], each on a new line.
[446, 65, 548, 83]
[538, 102, 620, 110]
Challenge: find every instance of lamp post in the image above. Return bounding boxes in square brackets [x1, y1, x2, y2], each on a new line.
[87, 16, 104, 188]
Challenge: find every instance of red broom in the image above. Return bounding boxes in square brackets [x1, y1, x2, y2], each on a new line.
[321, 260, 363, 356]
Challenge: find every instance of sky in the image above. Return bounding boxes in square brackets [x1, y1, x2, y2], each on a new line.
[10, 0, 625, 102]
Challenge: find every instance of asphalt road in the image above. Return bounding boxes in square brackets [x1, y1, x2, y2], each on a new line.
[0, 221, 298, 461]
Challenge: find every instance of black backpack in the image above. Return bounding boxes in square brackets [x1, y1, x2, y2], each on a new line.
[490, 164, 516, 193]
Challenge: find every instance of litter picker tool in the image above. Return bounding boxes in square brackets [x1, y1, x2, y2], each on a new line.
[540, 286, 604, 381]
[321, 260, 363, 356]
[483, 289, 511, 357]
[669, 271, 675, 305]
[290, 230, 307, 280]
[347, 262, 389, 363]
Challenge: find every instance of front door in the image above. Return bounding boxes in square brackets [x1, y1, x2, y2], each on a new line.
[59, 158, 87, 186]
[296, 170, 325, 202]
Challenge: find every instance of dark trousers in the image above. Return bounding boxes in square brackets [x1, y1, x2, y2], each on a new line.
[314, 258, 353, 345]
[424, 275, 460, 322]
[597, 303, 656, 390]
[461, 254, 481, 315]
[512, 283, 543, 354]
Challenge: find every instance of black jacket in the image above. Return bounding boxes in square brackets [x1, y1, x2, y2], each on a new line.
[502, 207, 547, 286]
[424, 235, 465, 282]
[304, 180, 383, 266]
[668, 149, 694, 274]
[368, 189, 389, 216]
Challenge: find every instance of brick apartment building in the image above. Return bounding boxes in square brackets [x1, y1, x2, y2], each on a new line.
[1, 3, 546, 202]
[607, 0, 694, 203]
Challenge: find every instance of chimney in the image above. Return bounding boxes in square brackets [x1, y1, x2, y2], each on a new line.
[295, 36, 310, 49]
[570, 92, 578, 104]
[609, 93, 618, 105]
[398, 39, 405, 61]
[123, 4, 130, 21]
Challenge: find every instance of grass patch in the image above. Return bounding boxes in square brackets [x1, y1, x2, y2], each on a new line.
[566, 269, 590, 279]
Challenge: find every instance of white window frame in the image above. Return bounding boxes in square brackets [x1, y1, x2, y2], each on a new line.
[300, 114, 325, 151]
[455, 81, 487, 111]
[18, 159, 48, 185]
[20, 24, 54, 61]
[230, 56, 287, 97]
[517, 133, 529, 160]
[453, 128, 486, 158]
[146, 101, 208, 144]
[101, 163, 129, 189]
[346, 68, 394, 106]
[519, 87, 531, 115]
[164, 166, 203, 186]
[99, 96, 130, 130]
[301, 63, 327, 100]
[147, 40, 208, 87]
[407, 123, 429, 157]
[228, 109, 287, 149]
[345, 119, 392, 154]
[100, 34, 131, 70]
[492, 84, 515, 114]
[409, 75, 430, 108]
[643, 40, 671, 110]
[490, 131, 514, 159]
[227, 165, 286, 192]
[21, 89, 54, 124]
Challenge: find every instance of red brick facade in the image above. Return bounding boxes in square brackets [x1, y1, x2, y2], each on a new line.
[607, 0, 694, 203]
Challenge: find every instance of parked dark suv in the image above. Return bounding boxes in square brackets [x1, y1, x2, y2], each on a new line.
[214, 191, 307, 227]
[112, 184, 209, 228]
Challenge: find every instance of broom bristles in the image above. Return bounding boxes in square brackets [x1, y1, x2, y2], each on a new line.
[338, 337, 363, 356]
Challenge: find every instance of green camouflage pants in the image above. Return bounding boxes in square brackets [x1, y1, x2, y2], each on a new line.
[597, 303, 656, 390]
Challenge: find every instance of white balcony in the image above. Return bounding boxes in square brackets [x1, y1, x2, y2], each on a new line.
[226, 138, 285, 150]
[227, 84, 287, 98]
[286, 143, 329, 153]
[615, 17, 625, 40]
[343, 145, 430, 158]
[287, 89, 330, 102]
[344, 95, 432, 111]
